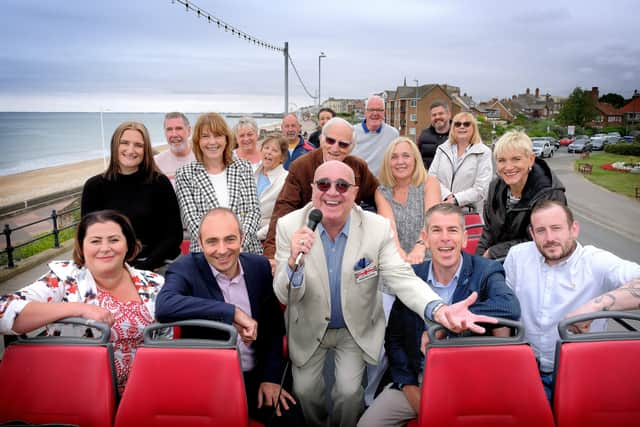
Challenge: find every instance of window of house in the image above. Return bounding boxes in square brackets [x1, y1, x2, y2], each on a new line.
[410, 114, 417, 122]
[409, 127, 416, 135]
[410, 99, 417, 107]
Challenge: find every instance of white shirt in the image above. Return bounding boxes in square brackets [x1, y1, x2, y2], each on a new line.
[504, 241, 640, 372]
[207, 170, 229, 207]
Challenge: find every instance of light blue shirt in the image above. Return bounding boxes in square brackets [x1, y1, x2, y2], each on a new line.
[426, 259, 464, 305]
[256, 172, 270, 196]
[288, 218, 351, 329]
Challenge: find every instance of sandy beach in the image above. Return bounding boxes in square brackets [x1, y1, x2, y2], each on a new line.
[0, 118, 317, 209]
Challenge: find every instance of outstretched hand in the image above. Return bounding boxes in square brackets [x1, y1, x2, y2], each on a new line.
[434, 292, 497, 334]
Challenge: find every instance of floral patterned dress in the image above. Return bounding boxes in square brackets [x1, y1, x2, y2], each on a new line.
[0, 260, 164, 394]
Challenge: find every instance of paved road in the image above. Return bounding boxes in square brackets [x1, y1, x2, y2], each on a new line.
[546, 150, 640, 263]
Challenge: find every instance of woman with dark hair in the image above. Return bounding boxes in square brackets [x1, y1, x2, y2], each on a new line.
[176, 112, 261, 254]
[81, 121, 182, 270]
[0, 210, 166, 394]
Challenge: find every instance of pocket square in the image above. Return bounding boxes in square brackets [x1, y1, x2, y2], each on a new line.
[354, 257, 372, 270]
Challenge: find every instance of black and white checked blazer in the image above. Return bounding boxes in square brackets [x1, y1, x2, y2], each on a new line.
[175, 159, 262, 254]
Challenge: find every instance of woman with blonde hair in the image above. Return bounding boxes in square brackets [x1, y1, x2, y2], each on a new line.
[477, 130, 566, 259]
[375, 136, 441, 264]
[428, 111, 493, 216]
[81, 121, 182, 270]
[176, 112, 261, 254]
[254, 134, 289, 242]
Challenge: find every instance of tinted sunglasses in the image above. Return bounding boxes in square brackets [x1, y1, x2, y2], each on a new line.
[453, 121, 472, 128]
[314, 178, 353, 194]
[325, 136, 352, 149]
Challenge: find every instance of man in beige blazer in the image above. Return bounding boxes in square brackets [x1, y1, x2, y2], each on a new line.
[274, 160, 496, 427]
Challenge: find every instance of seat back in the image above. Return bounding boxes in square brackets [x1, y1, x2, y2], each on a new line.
[0, 318, 116, 427]
[114, 319, 251, 427]
[554, 311, 640, 427]
[418, 319, 554, 427]
[464, 212, 483, 227]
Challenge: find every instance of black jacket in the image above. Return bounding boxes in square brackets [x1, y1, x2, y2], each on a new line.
[417, 124, 450, 169]
[476, 158, 567, 259]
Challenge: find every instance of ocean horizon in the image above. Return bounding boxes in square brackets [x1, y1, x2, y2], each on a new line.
[0, 112, 279, 177]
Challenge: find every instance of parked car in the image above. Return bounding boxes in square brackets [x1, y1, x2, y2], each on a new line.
[590, 137, 606, 151]
[559, 136, 574, 146]
[606, 132, 621, 144]
[531, 138, 554, 158]
[623, 135, 636, 143]
[567, 139, 592, 153]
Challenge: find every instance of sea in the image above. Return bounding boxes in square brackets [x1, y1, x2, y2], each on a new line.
[0, 112, 279, 177]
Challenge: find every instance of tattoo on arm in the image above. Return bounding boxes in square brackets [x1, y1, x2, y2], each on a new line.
[594, 293, 617, 311]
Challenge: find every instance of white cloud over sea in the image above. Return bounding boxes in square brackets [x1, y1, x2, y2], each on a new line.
[1, 0, 639, 112]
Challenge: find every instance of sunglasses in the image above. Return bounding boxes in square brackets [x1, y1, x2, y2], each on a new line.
[314, 178, 354, 194]
[453, 121, 472, 128]
[325, 136, 352, 149]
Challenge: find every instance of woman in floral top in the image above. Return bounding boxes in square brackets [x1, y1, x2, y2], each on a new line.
[0, 210, 165, 394]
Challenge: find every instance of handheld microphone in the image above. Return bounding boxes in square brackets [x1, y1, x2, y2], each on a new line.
[293, 209, 323, 267]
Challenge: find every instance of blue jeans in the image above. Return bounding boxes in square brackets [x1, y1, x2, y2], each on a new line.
[540, 371, 554, 404]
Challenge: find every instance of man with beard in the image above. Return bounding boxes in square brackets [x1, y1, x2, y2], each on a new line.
[282, 113, 314, 170]
[504, 200, 640, 400]
[416, 101, 452, 170]
[154, 112, 196, 189]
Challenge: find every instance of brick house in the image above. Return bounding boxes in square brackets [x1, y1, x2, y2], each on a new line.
[619, 90, 640, 128]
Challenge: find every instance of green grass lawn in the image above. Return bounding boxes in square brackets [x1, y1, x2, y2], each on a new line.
[575, 152, 640, 199]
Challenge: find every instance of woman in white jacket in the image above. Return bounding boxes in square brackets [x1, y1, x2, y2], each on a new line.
[428, 111, 493, 217]
[254, 134, 289, 241]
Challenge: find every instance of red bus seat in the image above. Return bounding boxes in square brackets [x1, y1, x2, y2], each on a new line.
[0, 318, 116, 427]
[415, 319, 554, 427]
[179, 239, 190, 256]
[464, 212, 483, 227]
[114, 319, 263, 427]
[554, 311, 640, 427]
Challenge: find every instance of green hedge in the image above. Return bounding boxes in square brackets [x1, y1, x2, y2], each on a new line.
[604, 143, 640, 156]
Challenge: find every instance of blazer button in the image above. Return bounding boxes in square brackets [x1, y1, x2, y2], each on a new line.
[325, 317, 330, 321]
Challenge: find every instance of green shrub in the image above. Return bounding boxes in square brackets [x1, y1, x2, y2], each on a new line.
[604, 143, 640, 156]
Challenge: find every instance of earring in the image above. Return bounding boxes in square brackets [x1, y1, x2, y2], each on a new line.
[528, 166, 532, 172]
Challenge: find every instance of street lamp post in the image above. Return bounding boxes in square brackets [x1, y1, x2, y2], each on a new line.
[318, 52, 326, 107]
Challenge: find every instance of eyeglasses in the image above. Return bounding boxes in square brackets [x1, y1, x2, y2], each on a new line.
[324, 136, 352, 149]
[314, 178, 354, 194]
[453, 121, 472, 128]
[366, 108, 384, 113]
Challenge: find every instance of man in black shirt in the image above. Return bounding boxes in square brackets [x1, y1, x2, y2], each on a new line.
[308, 107, 335, 148]
[417, 101, 451, 169]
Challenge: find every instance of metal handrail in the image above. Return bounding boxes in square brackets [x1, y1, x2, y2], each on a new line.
[1, 206, 81, 268]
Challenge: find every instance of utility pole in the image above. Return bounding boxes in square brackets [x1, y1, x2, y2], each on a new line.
[284, 41, 289, 114]
[318, 52, 326, 107]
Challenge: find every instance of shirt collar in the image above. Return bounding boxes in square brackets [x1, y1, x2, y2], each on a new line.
[209, 259, 244, 282]
[427, 256, 463, 288]
[361, 119, 383, 134]
[318, 216, 351, 240]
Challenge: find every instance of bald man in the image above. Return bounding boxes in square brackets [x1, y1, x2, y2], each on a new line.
[273, 161, 497, 426]
[282, 113, 314, 169]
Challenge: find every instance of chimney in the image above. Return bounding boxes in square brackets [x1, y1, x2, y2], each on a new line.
[535, 88, 539, 97]
[526, 88, 530, 95]
[632, 89, 639, 99]
[591, 86, 599, 100]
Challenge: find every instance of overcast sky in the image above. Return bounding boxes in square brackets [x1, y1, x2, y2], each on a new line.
[1, 0, 638, 112]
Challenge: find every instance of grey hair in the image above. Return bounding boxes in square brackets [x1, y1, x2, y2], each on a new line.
[164, 112, 190, 128]
[424, 203, 465, 230]
[365, 95, 385, 111]
[429, 101, 449, 112]
[322, 117, 357, 144]
[233, 116, 259, 135]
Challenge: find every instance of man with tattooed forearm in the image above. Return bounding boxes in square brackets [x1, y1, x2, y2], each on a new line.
[503, 200, 640, 400]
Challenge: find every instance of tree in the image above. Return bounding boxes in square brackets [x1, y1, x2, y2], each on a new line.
[599, 93, 626, 109]
[557, 87, 597, 127]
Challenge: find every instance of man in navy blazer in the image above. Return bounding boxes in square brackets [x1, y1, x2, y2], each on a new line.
[358, 204, 521, 427]
[155, 208, 304, 426]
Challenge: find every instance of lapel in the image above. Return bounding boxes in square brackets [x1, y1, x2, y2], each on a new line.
[239, 254, 261, 319]
[192, 162, 220, 208]
[341, 207, 363, 292]
[300, 204, 330, 307]
[194, 253, 225, 301]
[451, 252, 472, 303]
[226, 162, 240, 212]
